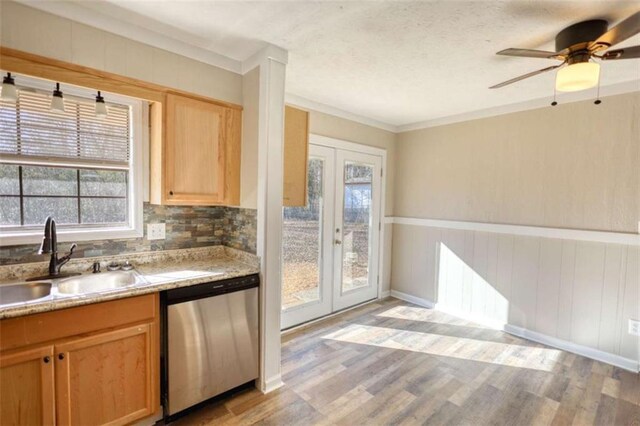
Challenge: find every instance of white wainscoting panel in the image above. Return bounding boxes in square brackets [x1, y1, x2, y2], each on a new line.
[390, 219, 640, 372]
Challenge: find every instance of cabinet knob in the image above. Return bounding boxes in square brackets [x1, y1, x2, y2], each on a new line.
[169, 190, 174, 196]
[43, 356, 50, 363]
[58, 353, 65, 360]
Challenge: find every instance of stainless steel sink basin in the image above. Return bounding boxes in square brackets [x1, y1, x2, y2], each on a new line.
[57, 271, 141, 294]
[0, 282, 52, 304]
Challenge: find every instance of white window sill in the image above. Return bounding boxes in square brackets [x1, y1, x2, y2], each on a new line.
[0, 226, 143, 247]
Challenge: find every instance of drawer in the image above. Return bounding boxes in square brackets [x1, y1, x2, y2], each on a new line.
[0, 293, 158, 352]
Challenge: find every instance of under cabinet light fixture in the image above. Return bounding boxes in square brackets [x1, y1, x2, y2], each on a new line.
[1, 73, 17, 102]
[50, 82, 65, 113]
[95, 91, 108, 118]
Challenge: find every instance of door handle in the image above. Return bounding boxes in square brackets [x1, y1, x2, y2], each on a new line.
[334, 239, 342, 245]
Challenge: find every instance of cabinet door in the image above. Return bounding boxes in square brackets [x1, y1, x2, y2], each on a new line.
[0, 345, 55, 426]
[283, 105, 309, 207]
[55, 323, 157, 426]
[165, 94, 227, 204]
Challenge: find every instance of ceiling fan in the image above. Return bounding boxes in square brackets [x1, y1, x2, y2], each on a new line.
[490, 11, 640, 91]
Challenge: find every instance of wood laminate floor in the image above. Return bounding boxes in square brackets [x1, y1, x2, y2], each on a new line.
[173, 298, 640, 426]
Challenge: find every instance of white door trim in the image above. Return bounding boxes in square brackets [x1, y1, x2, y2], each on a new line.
[281, 145, 336, 329]
[332, 150, 382, 311]
[309, 134, 388, 304]
[311, 134, 387, 156]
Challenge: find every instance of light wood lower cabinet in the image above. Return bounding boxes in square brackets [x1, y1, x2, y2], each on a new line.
[55, 324, 155, 425]
[0, 345, 55, 426]
[0, 294, 159, 426]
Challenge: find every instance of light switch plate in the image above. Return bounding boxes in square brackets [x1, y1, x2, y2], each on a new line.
[147, 223, 166, 240]
[629, 319, 640, 337]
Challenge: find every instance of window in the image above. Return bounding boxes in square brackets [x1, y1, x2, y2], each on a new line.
[0, 76, 143, 245]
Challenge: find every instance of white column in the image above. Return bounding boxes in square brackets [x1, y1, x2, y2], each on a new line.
[243, 45, 287, 393]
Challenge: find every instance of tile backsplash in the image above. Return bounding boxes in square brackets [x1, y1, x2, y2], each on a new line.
[0, 203, 257, 265]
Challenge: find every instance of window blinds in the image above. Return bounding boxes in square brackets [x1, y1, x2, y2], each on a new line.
[0, 90, 131, 166]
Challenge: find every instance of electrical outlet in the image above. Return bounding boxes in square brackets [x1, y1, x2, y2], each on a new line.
[629, 319, 640, 337]
[147, 223, 166, 240]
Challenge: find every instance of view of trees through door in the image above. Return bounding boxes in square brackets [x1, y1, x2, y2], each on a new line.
[281, 142, 382, 328]
[282, 158, 324, 310]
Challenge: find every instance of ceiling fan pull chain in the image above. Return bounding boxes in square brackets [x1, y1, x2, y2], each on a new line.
[551, 86, 558, 107]
[594, 71, 602, 105]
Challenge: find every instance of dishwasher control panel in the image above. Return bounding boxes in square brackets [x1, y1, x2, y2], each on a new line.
[165, 273, 259, 304]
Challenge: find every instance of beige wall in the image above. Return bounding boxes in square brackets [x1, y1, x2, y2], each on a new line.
[391, 93, 640, 368]
[241, 67, 260, 208]
[395, 92, 640, 233]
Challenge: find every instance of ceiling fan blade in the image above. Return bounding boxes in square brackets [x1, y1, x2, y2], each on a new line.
[496, 48, 562, 59]
[592, 11, 640, 49]
[489, 64, 563, 89]
[602, 45, 640, 60]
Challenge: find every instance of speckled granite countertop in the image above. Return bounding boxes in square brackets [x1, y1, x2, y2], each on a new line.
[0, 246, 260, 319]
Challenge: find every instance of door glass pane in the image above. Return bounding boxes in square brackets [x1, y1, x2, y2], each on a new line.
[342, 162, 373, 292]
[282, 158, 324, 310]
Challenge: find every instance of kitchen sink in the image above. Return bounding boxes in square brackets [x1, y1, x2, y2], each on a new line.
[0, 281, 52, 305]
[57, 271, 142, 294]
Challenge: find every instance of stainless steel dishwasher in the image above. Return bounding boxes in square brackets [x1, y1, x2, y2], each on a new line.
[162, 274, 259, 418]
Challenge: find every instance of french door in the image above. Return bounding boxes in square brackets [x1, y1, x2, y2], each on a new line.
[281, 143, 382, 329]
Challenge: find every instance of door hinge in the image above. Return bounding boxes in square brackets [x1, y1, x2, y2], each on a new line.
[380, 168, 383, 178]
[379, 221, 381, 231]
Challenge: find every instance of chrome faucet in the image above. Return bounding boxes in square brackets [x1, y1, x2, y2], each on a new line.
[38, 216, 77, 277]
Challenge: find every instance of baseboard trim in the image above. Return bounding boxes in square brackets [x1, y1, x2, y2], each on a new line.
[433, 303, 509, 331]
[261, 375, 284, 394]
[504, 324, 639, 373]
[389, 293, 639, 373]
[390, 290, 435, 309]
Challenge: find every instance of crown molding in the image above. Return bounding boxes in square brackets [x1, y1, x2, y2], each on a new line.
[285, 93, 398, 133]
[397, 79, 640, 132]
[287, 79, 639, 135]
[14, 0, 243, 74]
[241, 44, 288, 74]
[12, 0, 640, 129]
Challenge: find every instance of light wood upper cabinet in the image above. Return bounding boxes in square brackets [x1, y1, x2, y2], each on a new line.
[283, 106, 309, 207]
[0, 294, 160, 426]
[0, 345, 55, 426]
[151, 93, 242, 206]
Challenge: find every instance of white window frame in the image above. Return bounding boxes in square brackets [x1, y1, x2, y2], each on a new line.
[0, 76, 145, 246]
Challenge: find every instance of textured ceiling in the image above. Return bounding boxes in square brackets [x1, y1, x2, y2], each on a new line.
[73, 1, 640, 126]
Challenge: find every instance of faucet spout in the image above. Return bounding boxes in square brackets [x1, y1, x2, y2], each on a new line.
[38, 216, 76, 277]
[39, 216, 55, 255]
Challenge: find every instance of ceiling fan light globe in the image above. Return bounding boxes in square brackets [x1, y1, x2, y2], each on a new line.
[555, 62, 600, 92]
